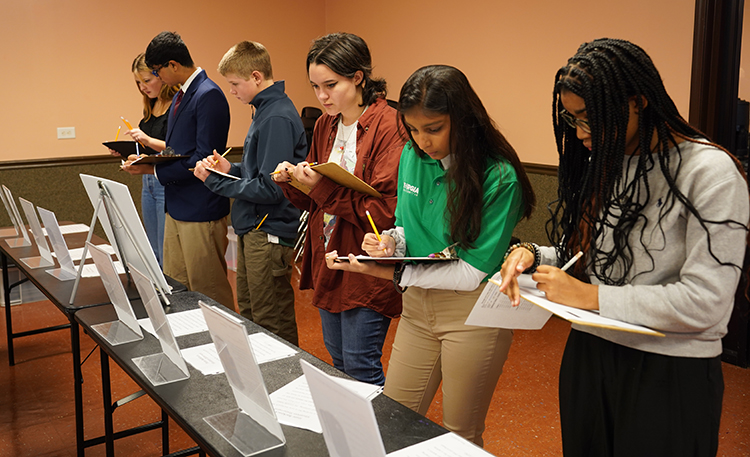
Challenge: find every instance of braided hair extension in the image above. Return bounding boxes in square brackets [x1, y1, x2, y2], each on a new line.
[549, 38, 748, 286]
[398, 65, 536, 249]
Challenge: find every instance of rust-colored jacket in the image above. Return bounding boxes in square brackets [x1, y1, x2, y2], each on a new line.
[279, 97, 404, 317]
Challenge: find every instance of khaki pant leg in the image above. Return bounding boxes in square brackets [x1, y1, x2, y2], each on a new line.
[168, 216, 234, 310]
[431, 284, 513, 447]
[238, 230, 298, 345]
[163, 213, 189, 288]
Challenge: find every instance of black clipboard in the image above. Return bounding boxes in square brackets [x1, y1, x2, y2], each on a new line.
[103, 141, 158, 158]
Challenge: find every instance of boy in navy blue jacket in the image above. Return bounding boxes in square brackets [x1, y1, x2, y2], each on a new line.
[195, 41, 307, 344]
[125, 31, 234, 310]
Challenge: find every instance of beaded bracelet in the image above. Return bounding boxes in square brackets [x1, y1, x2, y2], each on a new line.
[503, 242, 540, 274]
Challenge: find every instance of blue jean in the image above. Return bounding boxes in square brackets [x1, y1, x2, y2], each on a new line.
[318, 307, 391, 386]
[141, 174, 165, 267]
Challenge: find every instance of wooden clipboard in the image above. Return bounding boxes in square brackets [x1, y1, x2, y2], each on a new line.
[288, 162, 382, 198]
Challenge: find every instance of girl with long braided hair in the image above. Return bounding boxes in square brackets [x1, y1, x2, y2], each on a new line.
[498, 38, 749, 456]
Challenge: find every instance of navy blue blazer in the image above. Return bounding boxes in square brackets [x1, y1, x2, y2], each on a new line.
[157, 69, 231, 222]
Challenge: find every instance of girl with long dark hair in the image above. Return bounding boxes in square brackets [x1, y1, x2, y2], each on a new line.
[327, 64, 534, 446]
[498, 38, 749, 456]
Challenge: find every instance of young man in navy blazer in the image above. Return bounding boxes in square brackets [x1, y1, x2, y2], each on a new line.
[124, 31, 234, 309]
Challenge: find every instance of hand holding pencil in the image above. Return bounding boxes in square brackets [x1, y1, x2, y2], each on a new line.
[193, 148, 232, 181]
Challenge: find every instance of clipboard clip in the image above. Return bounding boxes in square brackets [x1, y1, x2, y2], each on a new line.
[429, 241, 459, 259]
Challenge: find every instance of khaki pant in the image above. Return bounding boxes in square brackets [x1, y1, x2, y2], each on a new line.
[384, 284, 513, 447]
[163, 213, 234, 310]
[236, 230, 297, 346]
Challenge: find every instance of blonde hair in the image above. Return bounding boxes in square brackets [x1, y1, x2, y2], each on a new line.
[218, 41, 273, 80]
[131, 52, 180, 121]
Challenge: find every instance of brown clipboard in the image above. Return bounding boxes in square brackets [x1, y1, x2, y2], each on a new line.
[288, 162, 382, 198]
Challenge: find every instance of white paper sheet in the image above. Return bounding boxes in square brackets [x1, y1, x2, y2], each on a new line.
[471, 274, 664, 336]
[180, 332, 298, 375]
[139, 309, 209, 337]
[387, 432, 494, 456]
[53, 244, 115, 261]
[207, 167, 241, 180]
[269, 374, 382, 434]
[42, 223, 90, 236]
[465, 277, 552, 329]
[80, 261, 125, 278]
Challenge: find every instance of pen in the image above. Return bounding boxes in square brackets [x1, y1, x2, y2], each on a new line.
[560, 251, 583, 272]
[115, 126, 121, 141]
[255, 213, 268, 231]
[365, 210, 388, 254]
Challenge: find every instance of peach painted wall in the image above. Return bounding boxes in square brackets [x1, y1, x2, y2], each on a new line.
[1, 0, 696, 166]
[0, 0, 324, 162]
[325, 0, 696, 165]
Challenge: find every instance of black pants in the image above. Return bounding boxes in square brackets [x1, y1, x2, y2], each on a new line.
[559, 330, 723, 457]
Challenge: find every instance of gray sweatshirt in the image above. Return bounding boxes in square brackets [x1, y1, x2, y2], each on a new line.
[540, 140, 749, 358]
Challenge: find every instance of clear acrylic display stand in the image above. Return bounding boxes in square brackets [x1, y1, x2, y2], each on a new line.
[300, 359, 387, 457]
[88, 243, 143, 345]
[199, 300, 285, 456]
[37, 206, 78, 281]
[2, 186, 31, 248]
[0, 186, 20, 238]
[130, 264, 189, 386]
[78, 175, 171, 306]
[18, 198, 55, 269]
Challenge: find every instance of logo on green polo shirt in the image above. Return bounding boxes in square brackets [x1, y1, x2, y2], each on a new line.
[403, 182, 419, 196]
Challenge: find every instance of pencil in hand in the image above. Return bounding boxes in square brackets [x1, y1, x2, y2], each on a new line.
[211, 147, 232, 168]
[366, 210, 388, 254]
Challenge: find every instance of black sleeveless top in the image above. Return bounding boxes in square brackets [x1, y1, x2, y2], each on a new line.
[138, 101, 170, 155]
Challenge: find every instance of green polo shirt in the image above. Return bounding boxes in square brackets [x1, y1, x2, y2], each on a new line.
[395, 142, 524, 277]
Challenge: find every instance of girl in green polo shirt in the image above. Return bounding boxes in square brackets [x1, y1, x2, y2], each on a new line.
[326, 65, 535, 446]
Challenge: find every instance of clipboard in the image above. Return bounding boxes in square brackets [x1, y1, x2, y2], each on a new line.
[128, 154, 188, 165]
[514, 276, 664, 336]
[207, 167, 240, 181]
[103, 141, 149, 158]
[336, 255, 457, 262]
[288, 162, 382, 198]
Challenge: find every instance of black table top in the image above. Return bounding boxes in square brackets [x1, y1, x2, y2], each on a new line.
[0, 226, 185, 315]
[75, 291, 447, 457]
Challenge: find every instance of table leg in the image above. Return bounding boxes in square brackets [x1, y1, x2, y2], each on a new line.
[71, 319, 85, 457]
[2, 252, 15, 366]
[162, 409, 170, 455]
[101, 347, 115, 456]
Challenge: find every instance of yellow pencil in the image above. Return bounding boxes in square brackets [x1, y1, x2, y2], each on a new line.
[120, 117, 145, 147]
[115, 126, 121, 141]
[270, 162, 318, 175]
[211, 147, 232, 168]
[255, 213, 269, 231]
[366, 210, 388, 254]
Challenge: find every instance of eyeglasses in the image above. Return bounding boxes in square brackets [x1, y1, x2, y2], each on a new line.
[559, 109, 591, 134]
[150, 63, 167, 77]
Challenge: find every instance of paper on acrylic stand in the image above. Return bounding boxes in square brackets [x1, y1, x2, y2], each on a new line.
[18, 198, 54, 268]
[199, 300, 285, 456]
[88, 242, 142, 345]
[130, 264, 189, 385]
[301, 359, 387, 457]
[38, 206, 77, 281]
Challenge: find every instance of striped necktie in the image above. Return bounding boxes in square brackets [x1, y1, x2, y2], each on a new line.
[173, 90, 184, 117]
